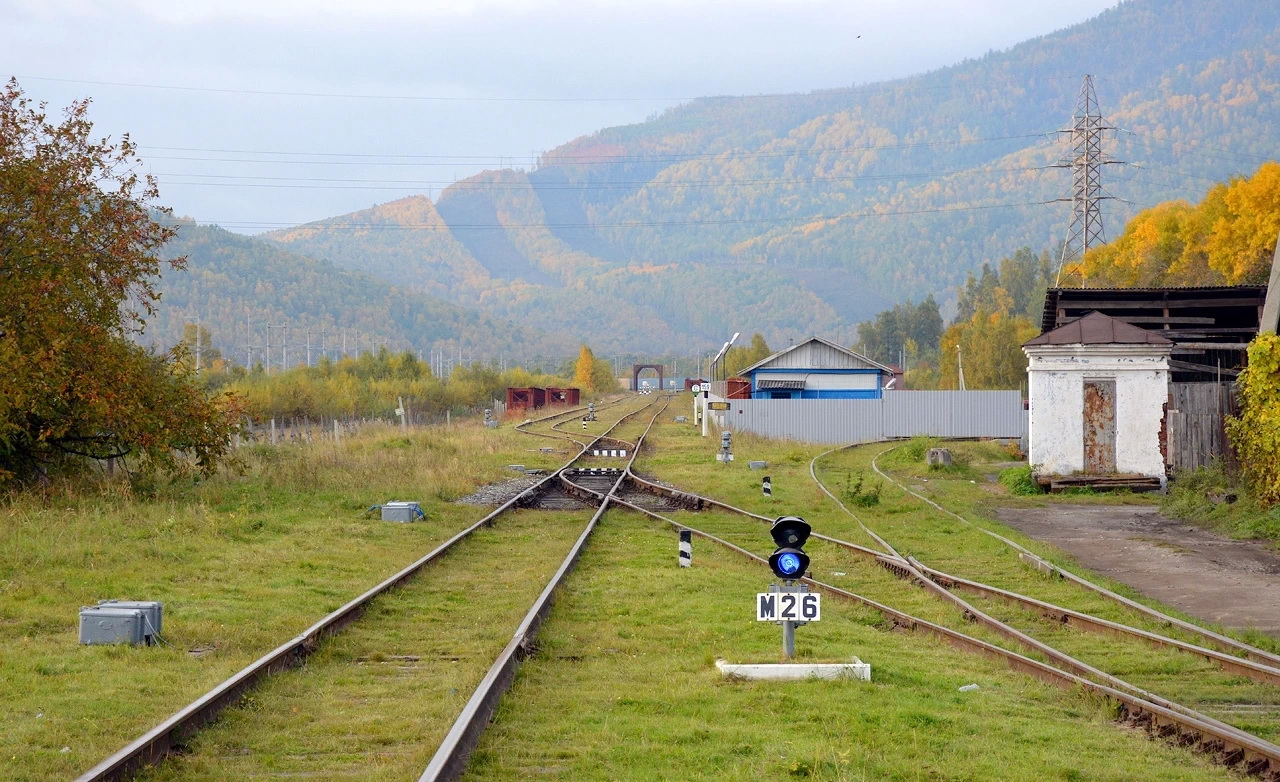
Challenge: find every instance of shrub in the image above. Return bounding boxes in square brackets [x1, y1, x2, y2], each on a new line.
[842, 470, 882, 507]
[998, 465, 1043, 495]
[901, 436, 940, 462]
[1227, 334, 1280, 505]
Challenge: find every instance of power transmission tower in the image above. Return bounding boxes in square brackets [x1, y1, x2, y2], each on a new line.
[1052, 74, 1123, 284]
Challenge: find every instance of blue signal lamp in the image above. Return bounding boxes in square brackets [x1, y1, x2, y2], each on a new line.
[768, 515, 812, 580]
[769, 548, 809, 580]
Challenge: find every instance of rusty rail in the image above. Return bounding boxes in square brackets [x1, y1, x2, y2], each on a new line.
[418, 396, 671, 782]
[607, 486, 1280, 778]
[865, 444, 1280, 669]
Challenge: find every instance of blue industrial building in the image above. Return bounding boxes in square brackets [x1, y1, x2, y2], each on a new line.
[740, 337, 894, 400]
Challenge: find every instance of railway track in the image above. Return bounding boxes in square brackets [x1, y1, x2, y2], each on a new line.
[77, 406, 1280, 780]
[418, 395, 671, 782]
[612, 439, 1280, 778]
[74, 395, 658, 782]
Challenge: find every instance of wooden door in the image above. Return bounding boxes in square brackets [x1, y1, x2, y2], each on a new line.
[1083, 379, 1117, 474]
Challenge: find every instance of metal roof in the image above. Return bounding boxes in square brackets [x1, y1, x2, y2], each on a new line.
[1024, 311, 1172, 347]
[739, 336, 894, 375]
[755, 379, 806, 390]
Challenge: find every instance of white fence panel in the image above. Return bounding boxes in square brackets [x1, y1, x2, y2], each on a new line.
[724, 392, 1026, 444]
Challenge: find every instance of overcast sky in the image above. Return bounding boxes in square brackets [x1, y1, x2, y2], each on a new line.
[4, 0, 1121, 230]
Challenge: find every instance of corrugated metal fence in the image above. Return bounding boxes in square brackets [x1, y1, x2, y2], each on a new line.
[720, 391, 1027, 444]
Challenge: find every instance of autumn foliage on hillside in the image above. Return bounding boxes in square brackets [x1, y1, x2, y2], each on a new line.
[1071, 162, 1280, 287]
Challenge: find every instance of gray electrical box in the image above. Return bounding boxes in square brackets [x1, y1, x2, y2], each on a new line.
[79, 606, 148, 646]
[381, 501, 423, 522]
[97, 600, 163, 635]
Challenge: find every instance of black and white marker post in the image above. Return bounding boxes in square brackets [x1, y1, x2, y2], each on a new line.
[582, 417, 588, 431]
[678, 529, 692, 568]
[763, 475, 772, 498]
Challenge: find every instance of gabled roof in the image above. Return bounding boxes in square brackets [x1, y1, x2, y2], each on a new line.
[739, 336, 894, 375]
[1024, 311, 1172, 347]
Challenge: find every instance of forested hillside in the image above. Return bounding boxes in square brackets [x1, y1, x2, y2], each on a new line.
[264, 0, 1280, 353]
[145, 219, 576, 367]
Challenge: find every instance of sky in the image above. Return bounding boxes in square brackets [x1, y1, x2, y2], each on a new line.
[4, 0, 1122, 231]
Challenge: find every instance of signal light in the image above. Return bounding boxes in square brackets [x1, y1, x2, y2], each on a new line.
[769, 515, 811, 580]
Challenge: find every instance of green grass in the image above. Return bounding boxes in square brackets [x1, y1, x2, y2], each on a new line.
[461, 511, 1231, 781]
[1162, 463, 1280, 544]
[138, 510, 596, 782]
[0, 419, 575, 781]
[2, 407, 1271, 779]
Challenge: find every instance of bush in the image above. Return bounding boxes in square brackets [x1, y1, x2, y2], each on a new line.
[1227, 334, 1280, 505]
[901, 436, 940, 462]
[998, 465, 1043, 496]
[842, 470, 882, 507]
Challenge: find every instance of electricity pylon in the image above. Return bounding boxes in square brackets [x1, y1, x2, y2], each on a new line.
[1053, 74, 1123, 284]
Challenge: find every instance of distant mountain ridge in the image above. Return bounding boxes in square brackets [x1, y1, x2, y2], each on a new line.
[261, 0, 1280, 352]
[146, 220, 576, 366]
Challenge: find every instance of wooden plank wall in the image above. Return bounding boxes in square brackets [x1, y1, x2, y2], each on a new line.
[1165, 382, 1237, 473]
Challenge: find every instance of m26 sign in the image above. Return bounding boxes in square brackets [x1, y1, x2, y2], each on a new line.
[756, 591, 820, 622]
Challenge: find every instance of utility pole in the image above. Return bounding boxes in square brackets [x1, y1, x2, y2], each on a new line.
[1053, 74, 1124, 284]
[282, 325, 289, 372]
[266, 324, 273, 375]
[306, 330, 312, 367]
[956, 345, 966, 391]
[194, 313, 201, 371]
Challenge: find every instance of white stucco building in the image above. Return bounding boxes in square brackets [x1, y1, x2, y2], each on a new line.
[1023, 312, 1172, 484]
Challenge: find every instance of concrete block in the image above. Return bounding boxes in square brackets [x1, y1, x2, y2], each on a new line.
[715, 657, 870, 681]
[749, 460, 768, 470]
[926, 448, 952, 467]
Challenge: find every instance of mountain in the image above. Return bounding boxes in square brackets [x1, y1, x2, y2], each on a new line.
[264, 0, 1280, 352]
[143, 219, 576, 368]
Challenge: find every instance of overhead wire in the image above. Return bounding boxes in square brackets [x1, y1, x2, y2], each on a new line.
[186, 200, 1050, 231]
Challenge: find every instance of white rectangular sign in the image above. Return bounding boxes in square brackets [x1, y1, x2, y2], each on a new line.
[756, 592, 820, 622]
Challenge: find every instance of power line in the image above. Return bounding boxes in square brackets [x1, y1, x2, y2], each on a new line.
[136, 132, 1054, 167]
[16, 73, 1063, 104]
[150, 164, 1045, 190]
[188, 200, 1048, 231]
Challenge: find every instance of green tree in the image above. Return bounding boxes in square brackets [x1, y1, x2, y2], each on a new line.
[0, 79, 239, 482]
[1226, 334, 1280, 505]
[723, 332, 772, 377]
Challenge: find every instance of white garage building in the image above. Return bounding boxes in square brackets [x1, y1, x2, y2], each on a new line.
[1023, 311, 1172, 485]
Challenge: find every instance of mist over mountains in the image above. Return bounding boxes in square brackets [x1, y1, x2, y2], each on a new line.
[157, 0, 1280, 359]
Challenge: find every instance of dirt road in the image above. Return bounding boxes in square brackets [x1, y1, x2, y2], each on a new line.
[994, 504, 1280, 635]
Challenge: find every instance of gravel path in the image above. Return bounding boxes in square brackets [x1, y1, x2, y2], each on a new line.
[996, 504, 1280, 635]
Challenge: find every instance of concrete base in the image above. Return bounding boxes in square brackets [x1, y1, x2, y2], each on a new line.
[716, 657, 870, 681]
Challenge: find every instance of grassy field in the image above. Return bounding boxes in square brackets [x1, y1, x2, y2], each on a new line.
[0, 400, 624, 781]
[634, 421, 1280, 742]
[460, 510, 1232, 781]
[1, 399, 1269, 779]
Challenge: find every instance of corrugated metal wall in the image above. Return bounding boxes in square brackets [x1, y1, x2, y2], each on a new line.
[722, 391, 1027, 444]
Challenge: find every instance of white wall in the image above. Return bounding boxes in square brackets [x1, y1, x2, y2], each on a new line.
[1025, 344, 1170, 481]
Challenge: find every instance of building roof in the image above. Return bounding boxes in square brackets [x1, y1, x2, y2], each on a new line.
[1038, 285, 1262, 379]
[739, 336, 894, 376]
[1024, 311, 1173, 347]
